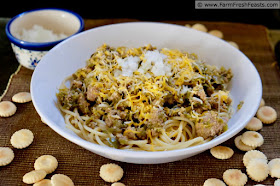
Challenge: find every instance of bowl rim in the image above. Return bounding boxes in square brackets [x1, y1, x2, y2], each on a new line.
[31, 22, 262, 161]
[5, 8, 84, 51]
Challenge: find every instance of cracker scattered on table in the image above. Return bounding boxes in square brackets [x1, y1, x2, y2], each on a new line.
[208, 30, 223, 39]
[100, 163, 124, 183]
[269, 158, 280, 169]
[259, 98, 265, 108]
[228, 41, 239, 49]
[184, 24, 191, 28]
[203, 178, 226, 186]
[243, 150, 267, 167]
[51, 174, 74, 186]
[23, 170, 47, 184]
[234, 135, 256, 151]
[111, 182, 126, 186]
[245, 117, 263, 131]
[241, 131, 264, 148]
[270, 163, 280, 178]
[257, 106, 277, 124]
[246, 158, 269, 182]
[269, 158, 280, 178]
[12, 92, 32, 103]
[192, 23, 208, 32]
[10, 129, 34, 149]
[275, 179, 280, 186]
[223, 169, 247, 186]
[0, 101, 17, 117]
[0, 147, 14, 166]
[33, 179, 52, 186]
[34, 155, 58, 174]
[210, 146, 234, 160]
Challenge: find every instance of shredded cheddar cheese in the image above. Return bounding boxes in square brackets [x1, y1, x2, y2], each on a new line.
[57, 44, 233, 151]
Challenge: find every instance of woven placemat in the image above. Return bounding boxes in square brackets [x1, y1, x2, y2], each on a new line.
[0, 20, 279, 186]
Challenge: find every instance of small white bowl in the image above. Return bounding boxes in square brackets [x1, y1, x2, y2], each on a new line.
[31, 22, 262, 164]
[5, 8, 84, 70]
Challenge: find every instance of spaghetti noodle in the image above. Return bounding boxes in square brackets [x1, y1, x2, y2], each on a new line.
[57, 44, 233, 151]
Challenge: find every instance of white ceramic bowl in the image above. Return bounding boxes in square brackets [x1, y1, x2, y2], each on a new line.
[31, 22, 262, 164]
[5, 8, 84, 70]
